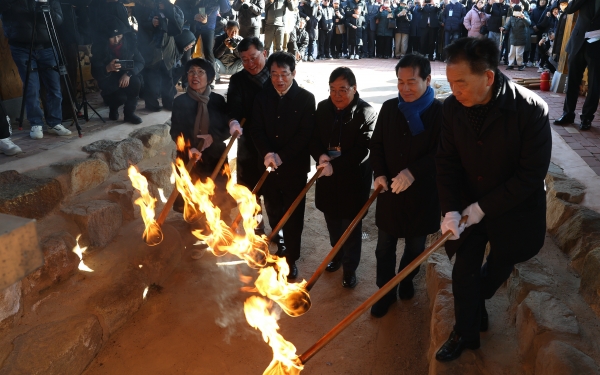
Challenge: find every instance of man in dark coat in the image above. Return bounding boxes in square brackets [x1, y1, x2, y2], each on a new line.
[409, 0, 422, 53]
[441, 0, 466, 48]
[299, 0, 322, 61]
[484, 0, 509, 48]
[287, 19, 310, 61]
[310, 67, 376, 288]
[250, 52, 316, 280]
[318, 0, 335, 59]
[553, 0, 600, 130]
[232, 0, 264, 38]
[435, 37, 551, 362]
[418, 0, 441, 60]
[365, 0, 381, 57]
[369, 53, 442, 318]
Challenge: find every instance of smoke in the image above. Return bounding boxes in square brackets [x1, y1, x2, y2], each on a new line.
[212, 259, 250, 344]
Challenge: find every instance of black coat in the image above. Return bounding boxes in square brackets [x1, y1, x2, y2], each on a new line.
[394, 7, 412, 34]
[0, 0, 63, 48]
[226, 69, 273, 188]
[436, 73, 551, 259]
[564, 0, 600, 58]
[91, 34, 144, 96]
[169, 92, 230, 177]
[310, 94, 376, 219]
[369, 97, 442, 239]
[134, 1, 182, 69]
[418, 3, 441, 29]
[410, 4, 422, 36]
[345, 14, 365, 45]
[484, 1, 508, 32]
[232, 0, 264, 30]
[250, 80, 316, 180]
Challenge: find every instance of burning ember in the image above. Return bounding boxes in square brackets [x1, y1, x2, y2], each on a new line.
[128, 166, 163, 246]
[73, 234, 93, 272]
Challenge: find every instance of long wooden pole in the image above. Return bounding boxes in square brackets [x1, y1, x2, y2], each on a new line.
[210, 119, 246, 181]
[266, 167, 324, 242]
[305, 186, 382, 291]
[298, 216, 468, 365]
[230, 166, 273, 231]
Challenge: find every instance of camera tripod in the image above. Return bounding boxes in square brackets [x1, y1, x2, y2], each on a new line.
[17, 0, 83, 137]
[75, 38, 104, 123]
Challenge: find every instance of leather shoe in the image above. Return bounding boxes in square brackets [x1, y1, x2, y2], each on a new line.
[109, 107, 119, 121]
[326, 259, 342, 272]
[287, 262, 298, 280]
[554, 113, 575, 125]
[579, 118, 592, 131]
[398, 280, 415, 300]
[342, 271, 357, 288]
[124, 113, 143, 124]
[435, 331, 480, 362]
[370, 291, 396, 318]
[480, 300, 488, 332]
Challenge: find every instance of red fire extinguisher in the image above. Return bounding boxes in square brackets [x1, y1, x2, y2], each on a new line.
[540, 71, 551, 91]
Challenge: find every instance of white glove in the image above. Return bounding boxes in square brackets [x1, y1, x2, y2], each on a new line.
[317, 162, 333, 177]
[373, 176, 388, 192]
[196, 134, 213, 151]
[318, 154, 331, 165]
[390, 168, 415, 194]
[462, 202, 485, 227]
[441, 211, 464, 240]
[229, 120, 243, 137]
[188, 148, 202, 161]
[264, 152, 277, 169]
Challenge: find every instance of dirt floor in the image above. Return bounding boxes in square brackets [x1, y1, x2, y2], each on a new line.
[82, 186, 431, 375]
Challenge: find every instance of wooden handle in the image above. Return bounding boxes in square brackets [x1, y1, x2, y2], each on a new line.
[305, 185, 382, 291]
[298, 216, 468, 364]
[210, 118, 246, 181]
[230, 166, 272, 231]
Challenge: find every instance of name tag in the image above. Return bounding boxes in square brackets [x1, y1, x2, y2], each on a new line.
[449, 10, 453, 16]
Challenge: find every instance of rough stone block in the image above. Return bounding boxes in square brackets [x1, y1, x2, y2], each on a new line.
[83, 138, 144, 171]
[129, 124, 172, 158]
[21, 232, 79, 296]
[0, 213, 43, 290]
[535, 341, 600, 375]
[0, 313, 103, 375]
[87, 269, 147, 335]
[428, 286, 454, 361]
[62, 200, 123, 247]
[107, 188, 135, 221]
[426, 251, 453, 310]
[552, 207, 600, 256]
[0, 282, 21, 332]
[51, 158, 109, 195]
[579, 249, 600, 318]
[545, 163, 586, 204]
[0, 170, 63, 219]
[516, 291, 579, 359]
[546, 194, 578, 233]
[141, 165, 174, 200]
[507, 258, 556, 308]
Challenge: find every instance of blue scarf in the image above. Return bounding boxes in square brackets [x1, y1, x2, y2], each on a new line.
[397, 86, 435, 136]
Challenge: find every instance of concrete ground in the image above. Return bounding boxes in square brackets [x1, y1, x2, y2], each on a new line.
[2, 57, 600, 374]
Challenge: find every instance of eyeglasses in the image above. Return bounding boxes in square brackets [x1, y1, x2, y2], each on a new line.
[271, 72, 292, 80]
[187, 70, 206, 77]
[241, 54, 262, 65]
[329, 87, 354, 96]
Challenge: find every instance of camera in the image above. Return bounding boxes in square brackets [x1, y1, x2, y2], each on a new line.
[541, 33, 548, 39]
[116, 60, 135, 70]
[228, 38, 238, 48]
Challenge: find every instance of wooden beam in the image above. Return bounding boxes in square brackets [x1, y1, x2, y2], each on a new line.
[0, 20, 23, 101]
[557, 12, 578, 74]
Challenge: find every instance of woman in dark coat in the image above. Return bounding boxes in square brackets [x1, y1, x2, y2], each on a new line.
[91, 16, 144, 124]
[169, 58, 233, 218]
[369, 54, 441, 317]
[310, 67, 377, 288]
[345, 7, 365, 58]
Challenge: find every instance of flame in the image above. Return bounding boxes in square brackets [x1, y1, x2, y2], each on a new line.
[128, 166, 164, 246]
[73, 234, 93, 272]
[176, 134, 188, 152]
[244, 296, 303, 375]
[157, 188, 168, 203]
[143, 286, 149, 299]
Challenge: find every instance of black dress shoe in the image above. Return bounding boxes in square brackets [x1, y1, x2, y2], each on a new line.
[275, 240, 286, 257]
[398, 280, 415, 300]
[480, 300, 488, 332]
[342, 271, 357, 288]
[326, 259, 342, 272]
[109, 107, 119, 121]
[435, 331, 480, 362]
[144, 105, 162, 112]
[554, 113, 575, 125]
[287, 262, 298, 280]
[124, 113, 143, 124]
[579, 118, 592, 131]
[370, 291, 396, 318]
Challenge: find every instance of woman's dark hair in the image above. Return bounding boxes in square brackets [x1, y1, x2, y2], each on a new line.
[226, 20, 240, 29]
[444, 37, 499, 75]
[238, 37, 264, 53]
[395, 53, 431, 80]
[184, 58, 216, 84]
[266, 52, 296, 73]
[329, 67, 357, 87]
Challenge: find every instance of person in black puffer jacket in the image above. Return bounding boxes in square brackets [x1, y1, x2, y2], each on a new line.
[91, 16, 145, 124]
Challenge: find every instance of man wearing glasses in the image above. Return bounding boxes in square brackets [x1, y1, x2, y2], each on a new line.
[250, 52, 316, 280]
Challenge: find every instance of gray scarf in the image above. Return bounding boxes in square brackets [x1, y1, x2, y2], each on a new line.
[186, 85, 211, 150]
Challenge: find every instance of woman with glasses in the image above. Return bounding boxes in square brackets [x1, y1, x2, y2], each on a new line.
[169, 58, 234, 219]
[309, 67, 377, 289]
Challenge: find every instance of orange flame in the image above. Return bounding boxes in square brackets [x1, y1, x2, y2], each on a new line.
[176, 134, 188, 152]
[244, 296, 304, 375]
[128, 166, 163, 246]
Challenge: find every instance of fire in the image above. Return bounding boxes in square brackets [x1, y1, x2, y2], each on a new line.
[244, 296, 303, 375]
[128, 166, 163, 246]
[73, 234, 93, 272]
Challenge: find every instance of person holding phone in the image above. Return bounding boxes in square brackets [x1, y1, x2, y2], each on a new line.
[194, 0, 232, 78]
[91, 16, 145, 124]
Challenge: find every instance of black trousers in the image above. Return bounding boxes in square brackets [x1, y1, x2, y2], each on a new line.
[143, 61, 175, 110]
[408, 34, 420, 54]
[240, 25, 260, 39]
[376, 35, 392, 57]
[375, 230, 426, 289]
[262, 173, 307, 264]
[0, 102, 10, 139]
[324, 213, 362, 273]
[102, 75, 141, 114]
[332, 33, 343, 56]
[563, 42, 599, 121]
[420, 27, 437, 59]
[367, 29, 376, 57]
[318, 28, 333, 57]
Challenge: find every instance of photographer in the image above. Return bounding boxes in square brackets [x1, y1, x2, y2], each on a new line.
[537, 31, 555, 73]
[287, 18, 310, 61]
[213, 20, 244, 82]
[317, 0, 334, 59]
[135, 0, 183, 111]
[0, 0, 72, 139]
[418, 0, 441, 61]
[232, 0, 264, 38]
[299, 0, 322, 61]
[91, 16, 144, 124]
[264, 0, 295, 53]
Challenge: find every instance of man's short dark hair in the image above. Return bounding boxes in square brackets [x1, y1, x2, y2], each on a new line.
[329, 67, 357, 87]
[395, 53, 431, 80]
[444, 37, 499, 75]
[185, 58, 216, 84]
[226, 20, 239, 29]
[238, 37, 264, 53]
[267, 52, 296, 73]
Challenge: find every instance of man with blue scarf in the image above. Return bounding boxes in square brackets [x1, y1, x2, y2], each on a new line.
[369, 53, 442, 318]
